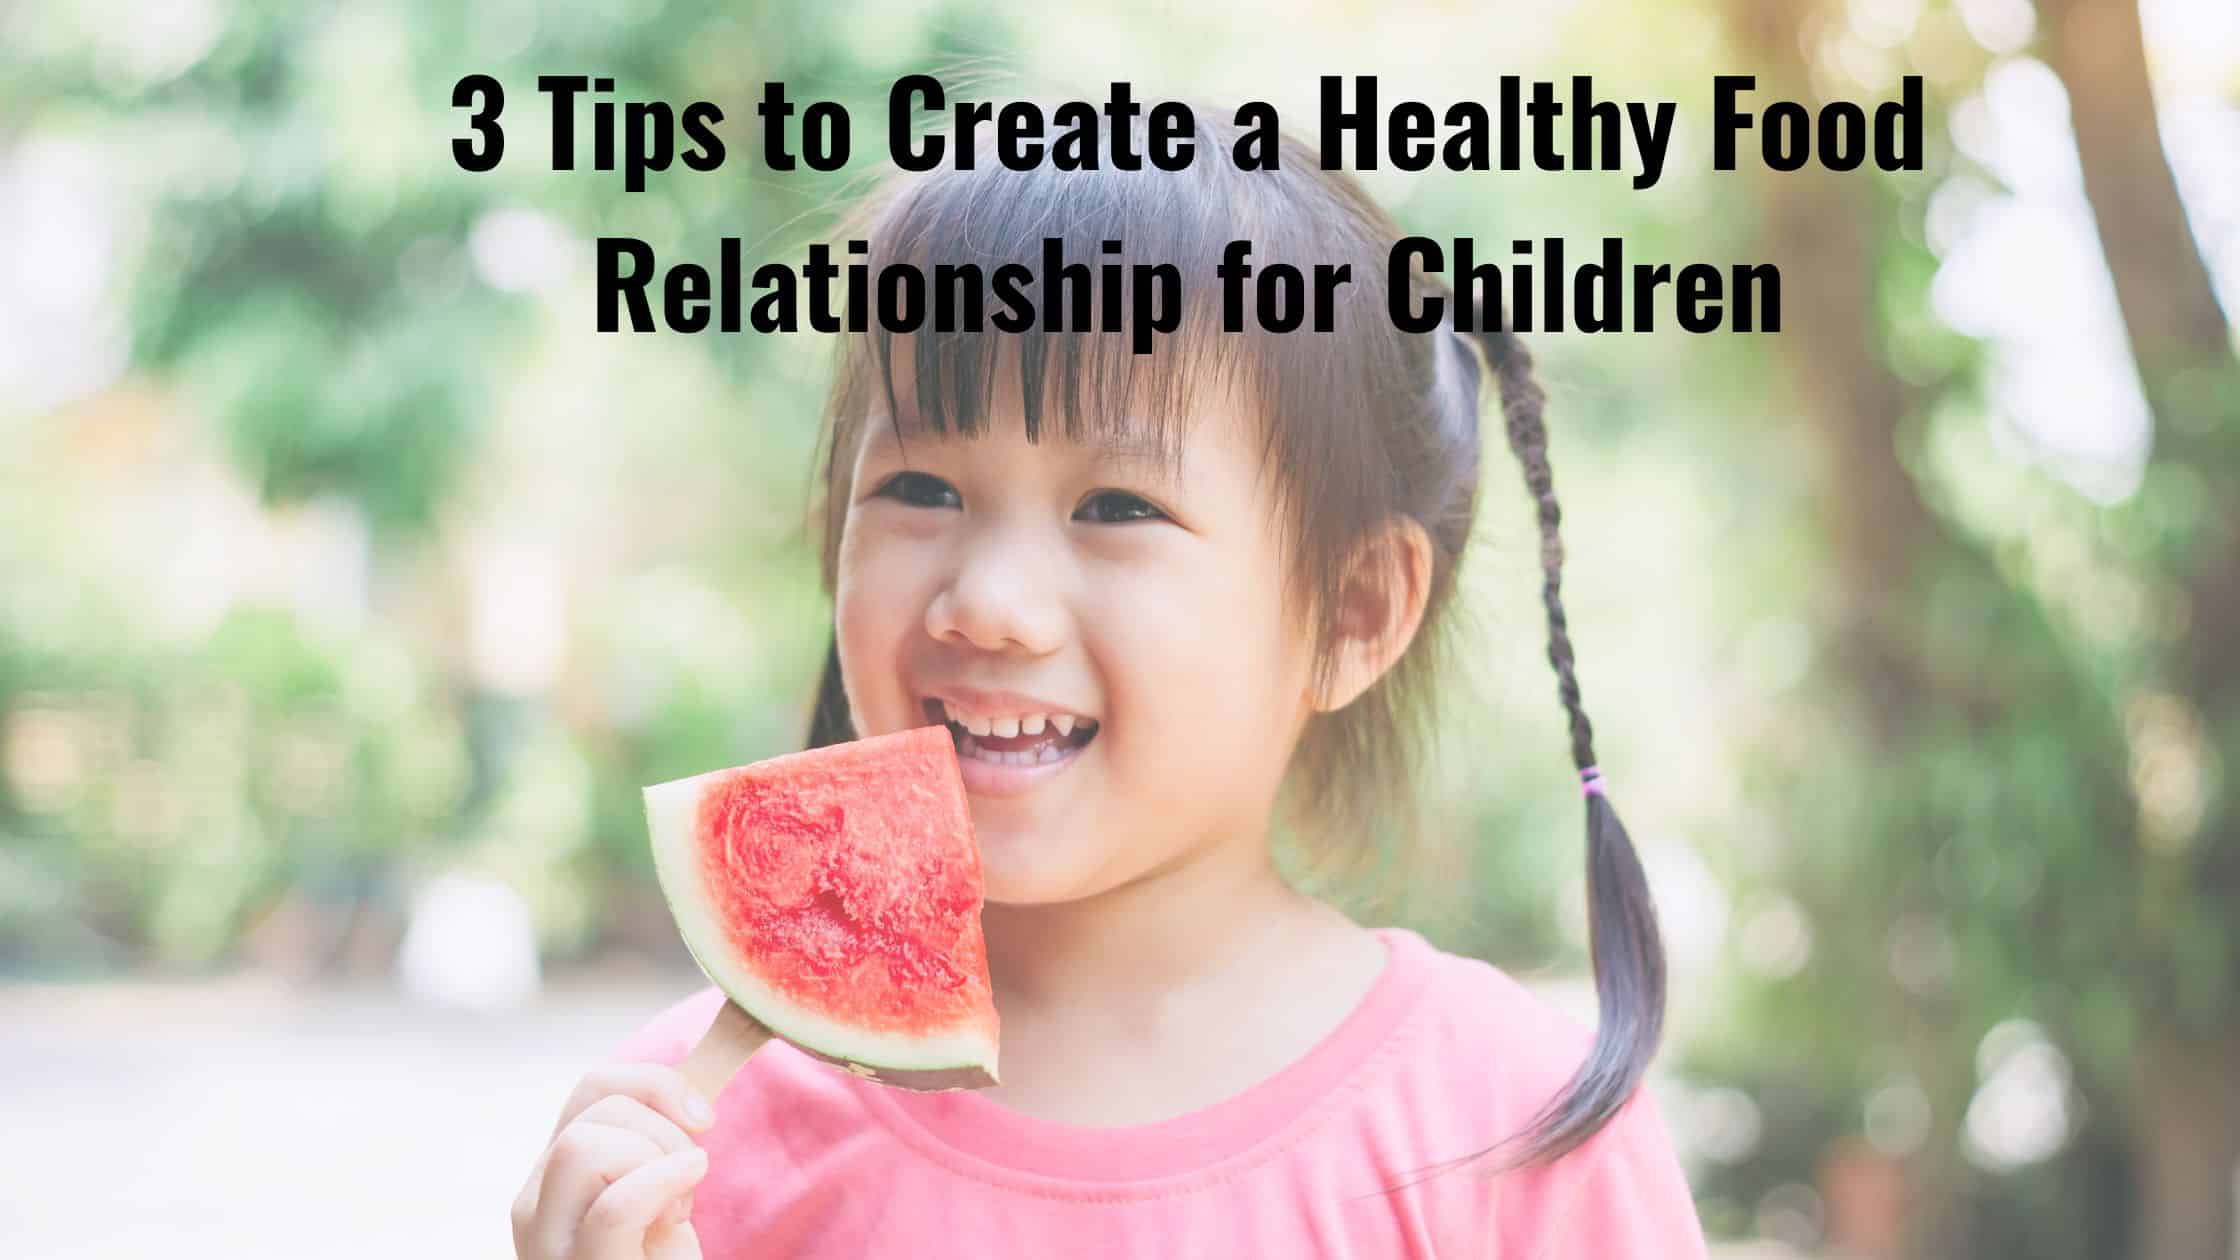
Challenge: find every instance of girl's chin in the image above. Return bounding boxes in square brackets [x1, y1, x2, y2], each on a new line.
[978, 865, 1072, 908]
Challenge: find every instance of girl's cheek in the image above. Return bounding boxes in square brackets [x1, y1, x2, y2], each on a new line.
[1087, 546, 1262, 695]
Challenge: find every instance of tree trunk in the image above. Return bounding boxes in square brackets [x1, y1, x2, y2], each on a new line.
[2040, 0, 2240, 700]
[2133, 1028, 2240, 1260]
[2038, 9, 2240, 1258]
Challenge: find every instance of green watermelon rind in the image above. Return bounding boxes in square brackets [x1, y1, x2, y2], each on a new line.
[643, 766, 1001, 1088]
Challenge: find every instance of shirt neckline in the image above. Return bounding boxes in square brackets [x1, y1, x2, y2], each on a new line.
[854, 926, 1436, 1189]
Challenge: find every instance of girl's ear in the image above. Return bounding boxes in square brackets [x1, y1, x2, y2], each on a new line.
[1312, 516, 1436, 713]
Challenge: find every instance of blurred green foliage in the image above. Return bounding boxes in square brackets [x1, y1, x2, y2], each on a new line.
[1, 0, 1021, 972]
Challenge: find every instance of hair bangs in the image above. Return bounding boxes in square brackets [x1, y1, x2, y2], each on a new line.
[846, 142, 1268, 468]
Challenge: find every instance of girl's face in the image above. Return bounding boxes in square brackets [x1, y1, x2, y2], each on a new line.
[834, 371, 1318, 905]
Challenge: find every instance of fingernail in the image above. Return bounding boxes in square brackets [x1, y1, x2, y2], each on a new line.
[686, 1095, 715, 1128]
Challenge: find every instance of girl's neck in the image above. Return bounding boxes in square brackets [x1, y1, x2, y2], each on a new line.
[972, 835, 1385, 1128]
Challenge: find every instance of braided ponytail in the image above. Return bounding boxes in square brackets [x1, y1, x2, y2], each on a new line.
[1465, 327, 1669, 1167]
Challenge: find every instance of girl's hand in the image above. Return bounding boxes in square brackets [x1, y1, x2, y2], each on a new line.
[511, 1063, 718, 1260]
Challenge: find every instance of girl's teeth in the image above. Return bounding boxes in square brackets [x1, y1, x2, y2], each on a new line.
[938, 701, 1093, 743]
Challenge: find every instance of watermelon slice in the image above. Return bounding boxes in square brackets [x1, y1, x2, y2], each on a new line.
[644, 726, 1000, 1090]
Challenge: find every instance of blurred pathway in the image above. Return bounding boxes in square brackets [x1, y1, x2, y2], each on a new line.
[2, 970, 691, 1260]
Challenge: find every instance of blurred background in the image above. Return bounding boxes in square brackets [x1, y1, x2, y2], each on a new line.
[3, 0, 2236, 1256]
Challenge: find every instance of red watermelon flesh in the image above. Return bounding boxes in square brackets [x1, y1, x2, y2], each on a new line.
[644, 726, 999, 1089]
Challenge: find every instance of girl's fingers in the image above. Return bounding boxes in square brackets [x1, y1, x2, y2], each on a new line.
[575, 1147, 710, 1259]
[533, 1123, 667, 1256]
[553, 1064, 717, 1138]
[573, 1095, 699, 1158]
[517, 1068, 711, 1254]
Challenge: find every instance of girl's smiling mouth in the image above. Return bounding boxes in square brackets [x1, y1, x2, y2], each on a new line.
[919, 694, 1101, 796]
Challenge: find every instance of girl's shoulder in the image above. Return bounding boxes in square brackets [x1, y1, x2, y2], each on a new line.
[1375, 926, 1601, 1114]
[1374, 929, 1707, 1255]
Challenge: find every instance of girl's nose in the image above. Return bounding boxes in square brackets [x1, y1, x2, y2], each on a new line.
[924, 533, 1067, 657]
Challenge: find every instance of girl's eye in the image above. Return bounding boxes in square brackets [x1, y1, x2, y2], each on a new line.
[873, 471, 961, 509]
[1073, 490, 1166, 525]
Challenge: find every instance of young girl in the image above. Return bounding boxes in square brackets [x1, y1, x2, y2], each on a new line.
[512, 106, 1707, 1259]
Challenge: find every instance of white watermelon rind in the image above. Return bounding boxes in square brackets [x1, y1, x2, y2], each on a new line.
[644, 768, 1001, 1084]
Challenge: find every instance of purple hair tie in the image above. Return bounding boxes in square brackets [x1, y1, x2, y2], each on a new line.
[1579, 765, 1606, 798]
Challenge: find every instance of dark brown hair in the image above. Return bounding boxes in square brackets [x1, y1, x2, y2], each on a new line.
[802, 106, 1665, 1168]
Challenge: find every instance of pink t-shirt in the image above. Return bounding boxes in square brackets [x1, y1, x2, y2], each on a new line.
[612, 927, 1708, 1258]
